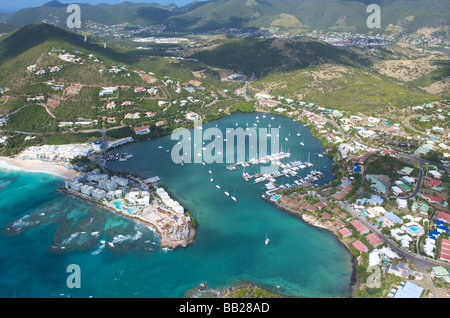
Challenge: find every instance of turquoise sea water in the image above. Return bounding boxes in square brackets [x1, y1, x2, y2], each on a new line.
[0, 112, 355, 298]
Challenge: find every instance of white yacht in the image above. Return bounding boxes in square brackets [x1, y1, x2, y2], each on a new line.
[224, 185, 230, 196]
[231, 189, 237, 202]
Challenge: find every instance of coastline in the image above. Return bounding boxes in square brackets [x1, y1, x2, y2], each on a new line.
[0, 156, 77, 180]
[60, 187, 196, 250]
[272, 199, 360, 297]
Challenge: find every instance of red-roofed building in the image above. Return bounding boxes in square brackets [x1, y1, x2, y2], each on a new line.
[106, 101, 116, 109]
[339, 228, 352, 238]
[134, 125, 150, 135]
[366, 233, 382, 247]
[321, 212, 331, 220]
[145, 111, 157, 117]
[316, 202, 328, 210]
[350, 219, 369, 234]
[381, 149, 396, 156]
[358, 151, 376, 164]
[427, 196, 444, 204]
[427, 179, 442, 187]
[134, 87, 146, 93]
[259, 100, 280, 108]
[352, 240, 369, 253]
[435, 211, 450, 224]
[440, 239, 450, 262]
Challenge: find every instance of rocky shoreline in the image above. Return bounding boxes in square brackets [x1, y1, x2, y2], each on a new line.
[60, 187, 196, 250]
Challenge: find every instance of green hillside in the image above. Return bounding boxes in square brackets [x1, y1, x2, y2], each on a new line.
[191, 37, 370, 77]
[0, 24, 241, 126]
[0, 24, 142, 86]
[4, 0, 450, 37]
[189, 36, 448, 111]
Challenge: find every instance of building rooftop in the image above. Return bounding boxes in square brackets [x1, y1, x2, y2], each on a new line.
[393, 281, 424, 298]
[384, 212, 403, 224]
[339, 228, 352, 237]
[352, 240, 368, 253]
[366, 233, 382, 247]
[350, 219, 369, 233]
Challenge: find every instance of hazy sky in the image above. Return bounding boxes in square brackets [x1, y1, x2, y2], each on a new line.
[1, 0, 203, 13]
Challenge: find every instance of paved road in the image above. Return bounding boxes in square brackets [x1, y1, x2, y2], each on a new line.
[390, 155, 424, 200]
[243, 72, 256, 101]
[341, 200, 449, 297]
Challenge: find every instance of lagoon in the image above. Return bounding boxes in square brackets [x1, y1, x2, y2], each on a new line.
[0, 112, 355, 298]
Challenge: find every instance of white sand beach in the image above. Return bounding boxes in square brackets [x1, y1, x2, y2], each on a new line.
[0, 156, 77, 180]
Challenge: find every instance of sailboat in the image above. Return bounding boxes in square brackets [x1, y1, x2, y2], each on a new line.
[300, 135, 304, 146]
[216, 180, 221, 189]
[224, 185, 230, 196]
[231, 188, 237, 202]
[265, 233, 270, 246]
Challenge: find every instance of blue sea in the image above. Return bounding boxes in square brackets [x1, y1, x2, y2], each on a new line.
[0, 112, 355, 298]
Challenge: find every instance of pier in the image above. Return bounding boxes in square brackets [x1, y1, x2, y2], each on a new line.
[226, 151, 323, 192]
[226, 151, 292, 171]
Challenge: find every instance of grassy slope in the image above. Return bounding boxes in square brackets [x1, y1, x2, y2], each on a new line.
[0, 24, 242, 125]
[191, 36, 447, 111]
[249, 66, 442, 111]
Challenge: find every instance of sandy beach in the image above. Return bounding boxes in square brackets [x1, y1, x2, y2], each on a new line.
[0, 156, 77, 180]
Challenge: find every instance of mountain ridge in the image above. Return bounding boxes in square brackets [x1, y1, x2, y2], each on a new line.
[3, 0, 449, 38]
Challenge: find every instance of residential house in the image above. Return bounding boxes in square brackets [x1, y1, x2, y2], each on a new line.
[428, 171, 442, 179]
[124, 112, 140, 120]
[427, 179, 442, 187]
[134, 125, 151, 135]
[185, 112, 201, 121]
[121, 101, 133, 106]
[134, 87, 146, 93]
[399, 167, 414, 175]
[427, 196, 444, 204]
[106, 101, 116, 110]
[434, 211, 450, 224]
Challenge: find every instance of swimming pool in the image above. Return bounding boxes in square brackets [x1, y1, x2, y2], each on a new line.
[409, 226, 421, 232]
[113, 202, 122, 210]
[272, 194, 282, 201]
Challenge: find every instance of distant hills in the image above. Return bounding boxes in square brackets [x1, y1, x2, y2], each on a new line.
[1, 23, 446, 114]
[3, 0, 449, 37]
